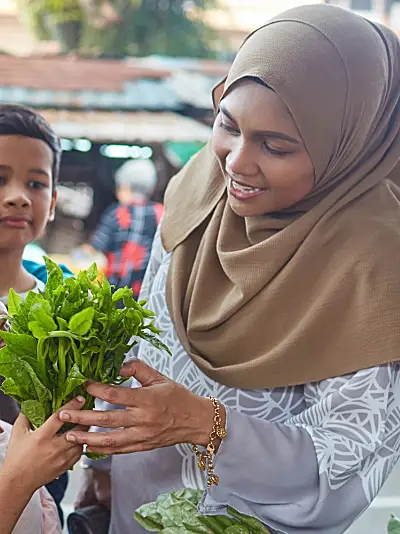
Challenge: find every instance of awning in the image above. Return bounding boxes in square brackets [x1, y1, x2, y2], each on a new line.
[40, 110, 212, 143]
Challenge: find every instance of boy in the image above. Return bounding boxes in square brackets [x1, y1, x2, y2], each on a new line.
[0, 104, 71, 524]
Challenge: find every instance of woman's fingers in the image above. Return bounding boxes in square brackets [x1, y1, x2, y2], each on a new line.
[65, 427, 137, 451]
[59, 408, 136, 428]
[85, 381, 139, 406]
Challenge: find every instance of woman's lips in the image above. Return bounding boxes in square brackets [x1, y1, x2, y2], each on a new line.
[228, 177, 266, 201]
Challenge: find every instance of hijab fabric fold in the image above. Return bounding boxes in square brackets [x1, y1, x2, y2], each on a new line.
[161, 4, 400, 389]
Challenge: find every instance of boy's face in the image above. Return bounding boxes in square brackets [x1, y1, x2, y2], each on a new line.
[0, 135, 57, 251]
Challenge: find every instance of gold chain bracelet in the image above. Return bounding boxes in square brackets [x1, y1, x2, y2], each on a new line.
[192, 397, 227, 488]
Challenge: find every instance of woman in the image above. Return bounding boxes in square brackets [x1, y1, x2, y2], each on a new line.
[61, 5, 400, 534]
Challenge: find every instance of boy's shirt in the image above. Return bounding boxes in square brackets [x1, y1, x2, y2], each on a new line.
[0, 420, 62, 534]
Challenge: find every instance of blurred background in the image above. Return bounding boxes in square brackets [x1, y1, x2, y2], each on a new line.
[0, 0, 399, 531]
[0, 0, 399, 270]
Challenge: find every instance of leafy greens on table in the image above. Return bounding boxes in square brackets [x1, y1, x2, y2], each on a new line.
[0, 257, 170, 432]
[134, 489, 271, 534]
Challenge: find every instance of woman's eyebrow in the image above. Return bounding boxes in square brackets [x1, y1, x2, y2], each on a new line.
[219, 103, 299, 145]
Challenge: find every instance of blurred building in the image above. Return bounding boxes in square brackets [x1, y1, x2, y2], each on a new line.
[0, 51, 224, 254]
[204, 0, 325, 56]
[0, 0, 398, 257]
[326, 0, 400, 29]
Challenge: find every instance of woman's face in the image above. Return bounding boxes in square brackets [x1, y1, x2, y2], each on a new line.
[212, 80, 315, 217]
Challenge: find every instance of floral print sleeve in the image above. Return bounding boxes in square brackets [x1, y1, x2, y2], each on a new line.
[200, 364, 400, 534]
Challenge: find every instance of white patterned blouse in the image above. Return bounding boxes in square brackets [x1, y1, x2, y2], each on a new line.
[87, 227, 400, 534]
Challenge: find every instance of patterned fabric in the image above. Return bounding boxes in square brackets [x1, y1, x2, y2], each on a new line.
[86, 226, 400, 534]
[91, 201, 164, 297]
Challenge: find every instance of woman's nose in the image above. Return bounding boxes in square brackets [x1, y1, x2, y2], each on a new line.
[226, 140, 258, 177]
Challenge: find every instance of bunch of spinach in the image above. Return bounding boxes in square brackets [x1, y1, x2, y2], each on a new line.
[134, 489, 271, 534]
[388, 515, 400, 534]
[0, 257, 170, 431]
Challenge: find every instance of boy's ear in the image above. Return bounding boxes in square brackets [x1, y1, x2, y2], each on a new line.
[48, 190, 57, 222]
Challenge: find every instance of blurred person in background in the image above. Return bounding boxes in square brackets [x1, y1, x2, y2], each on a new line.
[82, 159, 164, 298]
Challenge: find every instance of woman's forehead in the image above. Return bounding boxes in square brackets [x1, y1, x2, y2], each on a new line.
[221, 80, 300, 135]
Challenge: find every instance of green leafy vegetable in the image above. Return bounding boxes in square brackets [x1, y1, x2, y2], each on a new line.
[388, 515, 400, 534]
[0, 258, 171, 453]
[134, 489, 271, 534]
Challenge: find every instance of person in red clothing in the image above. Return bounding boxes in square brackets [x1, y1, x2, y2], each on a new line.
[83, 159, 164, 298]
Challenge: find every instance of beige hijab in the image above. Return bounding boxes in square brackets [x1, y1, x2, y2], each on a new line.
[161, 4, 400, 389]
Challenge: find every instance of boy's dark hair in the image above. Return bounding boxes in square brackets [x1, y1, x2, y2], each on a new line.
[0, 104, 61, 188]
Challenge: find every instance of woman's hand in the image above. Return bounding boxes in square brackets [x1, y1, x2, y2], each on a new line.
[1, 396, 86, 495]
[59, 360, 223, 456]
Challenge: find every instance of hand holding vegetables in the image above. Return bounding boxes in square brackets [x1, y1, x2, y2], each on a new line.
[59, 359, 223, 456]
[0, 258, 170, 438]
[0, 397, 85, 495]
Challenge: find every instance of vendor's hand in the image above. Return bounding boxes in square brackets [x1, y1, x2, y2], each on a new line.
[59, 360, 222, 456]
[1, 397, 86, 495]
[75, 467, 111, 510]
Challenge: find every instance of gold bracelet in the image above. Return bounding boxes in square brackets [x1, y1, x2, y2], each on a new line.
[192, 397, 227, 488]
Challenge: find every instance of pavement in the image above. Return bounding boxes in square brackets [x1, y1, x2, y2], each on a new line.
[62, 463, 400, 534]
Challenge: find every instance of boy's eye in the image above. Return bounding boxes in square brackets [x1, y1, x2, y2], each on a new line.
[28, 180, 48, 190]
[0, 176, 6, 185]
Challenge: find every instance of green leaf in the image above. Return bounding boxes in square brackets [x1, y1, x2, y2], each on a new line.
[28, 299, 57, 337]
[0, 332, 37, 358]
[139, 332, 172, 356]
[1, 377, 24, 403]
[24, 360, 52, 405]
[84, 452, 108, 460]
[0, 352, 51, 409]
[28, 321, 52, 338]
[77, 270, 91, 292]
[222, 526, 251, 534]
[68, 307, 95, 335]
[19, 355, 51, 390]
[227, 507, 270, 534]
[57, 316, 69, 331]
[64, 363, 87, 397]
[21, 399, 47, 429]
[183, 516, 214, 534]
[0, 346, 14, 377]
[44, 256, 64, 295]
[7, 288, 22, 316]
[86, 263, 98, 282]
[134, 512, 164, 532]
[112, 287, 131, 303]
[388, 514, 400, 534]
[159, 529, 188, 534]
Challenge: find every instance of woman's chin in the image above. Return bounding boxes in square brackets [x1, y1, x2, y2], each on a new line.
[227, 193, 270, 218]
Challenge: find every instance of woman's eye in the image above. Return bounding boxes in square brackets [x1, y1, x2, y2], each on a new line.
[0, 176, 6, 185]
[220, 120, 239, 135]
[263, 143, 289, 158]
